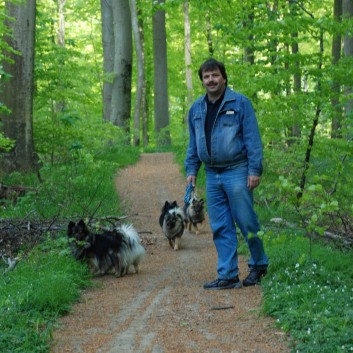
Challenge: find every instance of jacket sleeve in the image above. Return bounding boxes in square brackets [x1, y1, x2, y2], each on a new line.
[184, 106, 202, 177]
[241, 96, 263, 176]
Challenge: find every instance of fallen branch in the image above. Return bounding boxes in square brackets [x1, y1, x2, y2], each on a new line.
[210, 305, 234, 311]
[270, 218, 353, 246]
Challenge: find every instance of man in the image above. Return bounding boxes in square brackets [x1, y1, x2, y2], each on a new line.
[184, 58, 269, 290]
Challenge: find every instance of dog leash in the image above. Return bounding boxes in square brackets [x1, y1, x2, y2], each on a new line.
[184, 183, 194, 206]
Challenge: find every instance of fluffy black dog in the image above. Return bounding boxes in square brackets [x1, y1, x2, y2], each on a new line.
[67, 219, 145, 277]
[159, 201, 186, 250]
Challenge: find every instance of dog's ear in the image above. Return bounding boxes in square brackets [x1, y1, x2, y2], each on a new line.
[161, 201, 169, 212]
[67, 221, 76, 237]
[77, 219, 89, 234]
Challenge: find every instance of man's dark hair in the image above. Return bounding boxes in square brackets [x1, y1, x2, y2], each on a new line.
[198, 59, 228, 84]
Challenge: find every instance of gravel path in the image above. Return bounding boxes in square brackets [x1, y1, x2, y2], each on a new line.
[51, 152, 290, 353]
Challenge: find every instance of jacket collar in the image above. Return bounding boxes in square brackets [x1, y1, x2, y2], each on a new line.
[201, 86, 236, 104]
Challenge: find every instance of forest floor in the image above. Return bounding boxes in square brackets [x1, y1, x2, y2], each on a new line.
[50, 152, 291, 353]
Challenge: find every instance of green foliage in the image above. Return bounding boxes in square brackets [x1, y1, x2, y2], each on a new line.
[0, 237, 91, 353]
[2, 0, 353, 351]
[257, 135, 353, 250]
[0, 139, 140, 352]
[1, 142, 139, 220]
[262, 232, 353, 353]
[34, 0, 103, 161]
[175, 134, 353, 353]
[0, 131, 14, 152]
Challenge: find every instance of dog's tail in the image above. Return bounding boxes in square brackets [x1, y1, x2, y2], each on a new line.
[118, 223, 145, 272]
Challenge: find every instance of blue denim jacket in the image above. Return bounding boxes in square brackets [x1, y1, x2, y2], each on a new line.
[184, 87, 263, 177]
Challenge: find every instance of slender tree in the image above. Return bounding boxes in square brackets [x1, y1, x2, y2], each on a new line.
[183, 0, 193, 122]
[343, 0, 353, 138]
[331, 0, 343, 138]
[101, 0, 132, 134]
[267, 1, 279, 67]
[205, 12, 214, 57]
[129, 0, 146, 146]
[287, 0, 302, 142]
[137, 8, 149, 147]
[101, 0, 114, 122]
[111, 0, 132, 132]
[55, 0, 66, 113]
[0, 0, 39, 172]
[243, 4, 254, 65]
[152, 0, 170, 146]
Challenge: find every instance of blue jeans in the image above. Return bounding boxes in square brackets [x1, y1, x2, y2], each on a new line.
[206, 165, 269, 280]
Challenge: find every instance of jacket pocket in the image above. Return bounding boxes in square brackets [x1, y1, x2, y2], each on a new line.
[218, 109, 241, 129]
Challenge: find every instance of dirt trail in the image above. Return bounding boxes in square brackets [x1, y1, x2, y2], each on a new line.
[51, 152, 289, 353]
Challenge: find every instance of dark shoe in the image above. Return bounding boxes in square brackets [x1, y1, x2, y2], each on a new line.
[203, 277, 242, 290]
[242, 268, 267, 287]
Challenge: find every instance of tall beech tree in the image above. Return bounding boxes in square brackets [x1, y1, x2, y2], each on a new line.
[0, 0, 39, 172]
[288, 0, 302, 141]
[101, 0, 114, 123]
[112, 0, 132, 132]
[152, 0, 170, 146]
[331, 0, 343, 138]
[183, 0, 192, 122]
[101, 0, 132, 133]
[343, 0, 353, 137]
[130, 0, 146, 147]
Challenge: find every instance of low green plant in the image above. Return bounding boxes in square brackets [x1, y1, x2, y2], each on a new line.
[0, 237, 91, 353]
[262, 231, 353, 353]
[174, 140, 353, 353]
[1, 143, 140, 220]
[0, 142, 140, 353]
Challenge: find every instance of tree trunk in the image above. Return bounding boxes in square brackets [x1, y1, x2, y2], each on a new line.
[287, 0, 301, 142]
[57, 0, 65, 47]
[267, 1, 279, 67]
[111, 0, 132, 134]
[343, 0, 353, 139]
[100, 0, 114, 122]
[205, 12, 214, 57]
[331, 0, 343, 138]
[183, 1, 193, 123]
[267, 1, 281, 97]
[137, 9, 149, 147]
[56, 0, 66, 113]
[129, 0, 145, 147]
[243, 6, 255, 65]
[152, 0, 170, 146]
[0, 0, 39, 173]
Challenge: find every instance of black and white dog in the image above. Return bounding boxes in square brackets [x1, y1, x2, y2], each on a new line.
[67, 219, 145, 277]
[159, 201, 186, 250]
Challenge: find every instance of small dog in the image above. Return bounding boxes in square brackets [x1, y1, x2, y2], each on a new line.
[184, 194, 205, 235]
[67, 219, 145, 277]
[159, 201, 185, 250]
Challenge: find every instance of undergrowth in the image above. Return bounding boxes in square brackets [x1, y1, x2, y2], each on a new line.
[0, 237, 91, 353]
[0, 143, 140, 353]
[174, 142, 353, 353]
[1, 144, 353, 353]
[261, 230, 353, 353]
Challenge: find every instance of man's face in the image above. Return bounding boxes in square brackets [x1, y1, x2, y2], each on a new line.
[201, 68, 226, 98]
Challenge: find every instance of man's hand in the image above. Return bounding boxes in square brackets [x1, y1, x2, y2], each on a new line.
[247, 175, 260, 190]
[187, 175, 196, 187]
